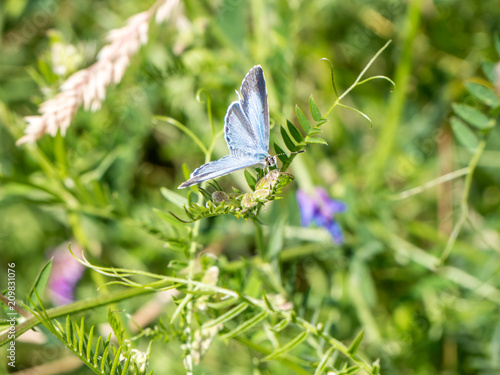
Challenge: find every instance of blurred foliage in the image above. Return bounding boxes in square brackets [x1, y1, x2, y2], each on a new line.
[1, 0, 500, 374]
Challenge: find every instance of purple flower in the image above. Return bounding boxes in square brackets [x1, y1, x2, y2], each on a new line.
[48, 243, 85, 306]
[296, 188, 346, 244]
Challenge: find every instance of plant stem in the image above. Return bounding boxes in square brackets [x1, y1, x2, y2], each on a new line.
[439, 139, 487, 263]
[323, 40, 393, 119]
[365, 0, 423, 190]
[0, 286, 157, 347]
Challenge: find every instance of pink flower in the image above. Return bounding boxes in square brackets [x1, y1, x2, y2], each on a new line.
[48, 244, 85, 306]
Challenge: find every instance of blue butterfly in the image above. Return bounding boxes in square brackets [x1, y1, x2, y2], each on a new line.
[178, 65, 276, 189]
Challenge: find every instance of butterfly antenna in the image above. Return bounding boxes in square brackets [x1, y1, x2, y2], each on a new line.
[274, 150, 305, 158]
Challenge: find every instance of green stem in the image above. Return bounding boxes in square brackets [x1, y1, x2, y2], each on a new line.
[365, 0, 423, 190]
[323, 40, 393, 119]
[154, 116, 208, 155]
[370, 221, 500, 305]
[253, 219, 266, 259]
[439, 139, 487, 263]
[0, 286, 157, 347]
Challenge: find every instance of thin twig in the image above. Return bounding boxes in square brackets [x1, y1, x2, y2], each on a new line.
[389, 167, 470, 201]
[439, 139, 487, 264]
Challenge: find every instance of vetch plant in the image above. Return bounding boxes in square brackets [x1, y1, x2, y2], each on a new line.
[1, 4, 396, 371]
[2, 3, 500, 374]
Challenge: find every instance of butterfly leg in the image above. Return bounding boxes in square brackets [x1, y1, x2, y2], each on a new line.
[273, 156, 279, 171]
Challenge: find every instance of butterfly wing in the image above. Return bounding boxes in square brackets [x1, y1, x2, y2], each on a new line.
[178, 65, 270, 189]
[239, 65, 269, 153]
[178, 154, 262, 189]
[224, 101, 263, 156]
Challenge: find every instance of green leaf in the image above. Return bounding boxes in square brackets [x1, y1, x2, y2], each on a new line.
[295, 105, 311, 133]
[450, 117, 479, 150]
[245, 169, 257, 190]
[273, 142, 289, 164]
[27, 258, 53, 308]
[272, 318, 290, 332]
[347, 331, 364, 355]
[110, 345, 123, 374]
[482, 61, 496, 85]
[108, 310, 125, 346]
[305, 137, 328, 145]
[313, 346, 336, 375]
[308, 128, 323, 135]
[452, 103, 492, 129]
[338, 103, 373, 128]
[161, 187, 188, 208]
[202, 302, 249, 329]
[262, 330, 309, 361]
[339, 365, 361, 375]
[182, 164, 191, 180]
[153, 208, 185, 228]
[280, 126, 299, 152]
[198, 187, 213, 202]
[86, 325, 95, 360]
[220, 310, 268, 339]
[465, 82, 500, 108]
[262, 292, 275, 312]
[495, 34, 500, 58]
[371, 359, 381, 375]
[309, 95, 323, 121]
[287, 120, 305, 143]
[273, 172, 295, 193]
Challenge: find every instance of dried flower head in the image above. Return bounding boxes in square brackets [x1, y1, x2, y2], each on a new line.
[17, 0, 180, 145]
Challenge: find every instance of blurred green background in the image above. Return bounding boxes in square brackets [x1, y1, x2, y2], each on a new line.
[1, 0, 500, 374]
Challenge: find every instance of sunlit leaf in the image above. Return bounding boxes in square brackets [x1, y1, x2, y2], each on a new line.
[107, 310, 125, 346]
[27, 258, 53, 308]
[220, 310, 268, 339]
[309, 95, 323, 121]
[262, 331, 309, 361]
[465, 82, 500, 108]
[244, 169, 257, 190]
[347, 331, 364, 355]
[339, 365, 361, 375]
[161, 187, 188, 208]
[482, 61, 496, 85]
[271, 319, 289, 332]
[450, 117, 478, 150]
[296, 105, 311, 133]
[305, 137, 328, 145]
[313, 346, 336, 375]
[452, 103, 492, 129]
[202, 302, 249, 329]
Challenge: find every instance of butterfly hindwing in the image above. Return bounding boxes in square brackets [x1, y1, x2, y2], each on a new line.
[178, 155, 262, 189]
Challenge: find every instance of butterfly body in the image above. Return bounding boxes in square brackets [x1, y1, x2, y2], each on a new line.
[178, 65, 274, 189]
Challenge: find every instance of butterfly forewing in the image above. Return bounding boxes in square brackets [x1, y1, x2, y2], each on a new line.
[224, 102, 262, 155]
[239, 66, 269, 153]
